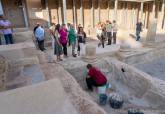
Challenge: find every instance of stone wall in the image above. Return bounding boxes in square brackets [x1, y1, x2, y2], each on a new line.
[24, 0, 165, 31]
[105, 58, 165, 109]
[117, 42, 165, 65]
[0, 42, 39, 88]
[0, 55, 8, 91]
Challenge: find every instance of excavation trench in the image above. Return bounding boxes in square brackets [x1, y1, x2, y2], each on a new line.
[61, 58, 165, 114]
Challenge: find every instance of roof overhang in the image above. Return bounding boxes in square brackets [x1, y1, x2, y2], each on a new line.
[118, 0, 154, 2]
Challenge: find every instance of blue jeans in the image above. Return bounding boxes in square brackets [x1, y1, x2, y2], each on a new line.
[71, 41, 76, 55]
[4, 34, 13, 45]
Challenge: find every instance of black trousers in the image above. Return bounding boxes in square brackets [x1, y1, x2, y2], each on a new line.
[86, 77, 107, 91]
[62, 43, 67, 56]
[37, 40, 45, 51]
[107, 32, 112, 45]
[113, 32, 117, 44]
[97, 35, 105, 48]
[4, 34, 14, 45]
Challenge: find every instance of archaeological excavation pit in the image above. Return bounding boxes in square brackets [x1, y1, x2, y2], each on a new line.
[61, 57, 165, 114]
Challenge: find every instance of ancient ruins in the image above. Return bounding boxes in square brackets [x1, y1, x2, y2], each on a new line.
[0, 0, 165, 114]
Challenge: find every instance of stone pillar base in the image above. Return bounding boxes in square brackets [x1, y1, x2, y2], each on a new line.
[82, 45, 97, 64]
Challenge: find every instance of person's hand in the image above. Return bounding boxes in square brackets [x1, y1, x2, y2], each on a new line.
[86, 75, 90, 78]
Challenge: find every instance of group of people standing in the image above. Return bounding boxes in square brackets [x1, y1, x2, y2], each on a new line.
[0, 15, 13, 45]
[96, 20, 118, 48]
[48, 23, 87, 61]
[33, 20, 143, 62]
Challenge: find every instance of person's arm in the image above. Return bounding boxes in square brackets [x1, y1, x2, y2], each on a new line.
[49, 27, 54, 36]
[0, 26, 4, 29]
[5, 21, 13, 29]
[84, 32, 87, 43]
[55, 31, 62, 46]
[87, 68, 94, 78]
[86, 75, 90, 78]
[84, 32, 87, 38]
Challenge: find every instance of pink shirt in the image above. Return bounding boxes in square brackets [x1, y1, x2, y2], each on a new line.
[59, 28, 68, 44]
[0, 20, 12, 35]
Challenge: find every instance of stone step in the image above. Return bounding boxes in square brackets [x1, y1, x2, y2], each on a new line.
[6, 76, 32, 90]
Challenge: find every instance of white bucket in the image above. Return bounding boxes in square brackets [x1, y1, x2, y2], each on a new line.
[98, 85, 107, 94]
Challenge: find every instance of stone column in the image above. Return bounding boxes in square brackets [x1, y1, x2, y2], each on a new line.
[45, 0, 51, 27]
[146, 18, 157, 42]
[122, 3, 126, 28]
[62, 0, 67, 24]
[145, 3, 149, 29]
[58, 0, 62, 24]
[22, 0, 29, 27]
[125, 2, 129, 29]
[73, 0, 77, 29]
[114, 0, 118, 21]
[152, 1, 156, 18]
[140, 2, 144, 23]
[80, 0, 84, 26]
[98, 0, 101, 22]
[108, 0, 110, 20]
[132, 3, 136, 29]
[161, 0, 165, 29]
[83, 45, 97, 64]
[0, 0, 4, 15]
[91, 0, 94, 28]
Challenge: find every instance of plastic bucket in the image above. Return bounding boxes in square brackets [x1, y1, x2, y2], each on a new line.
[99, 94, 108, 105]
[98, 85, 107, 94]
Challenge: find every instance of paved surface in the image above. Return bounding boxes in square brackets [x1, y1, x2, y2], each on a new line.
[23, 64, 45, 84]
[45, 40, 120, 63]
[135, 58, 165, 81]
[0, 78, 78, 114]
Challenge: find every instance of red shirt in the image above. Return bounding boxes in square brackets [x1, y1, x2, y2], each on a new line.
[88, 67, 107, 85]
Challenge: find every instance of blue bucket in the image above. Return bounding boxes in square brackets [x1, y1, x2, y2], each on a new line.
[99, 94, 108, 105]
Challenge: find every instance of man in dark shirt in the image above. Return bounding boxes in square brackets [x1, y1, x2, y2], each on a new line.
[86, 64, 107, 91]
[136, 21, 142, 41]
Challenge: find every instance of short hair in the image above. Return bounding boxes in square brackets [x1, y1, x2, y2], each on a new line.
[87, 64, 92, 69]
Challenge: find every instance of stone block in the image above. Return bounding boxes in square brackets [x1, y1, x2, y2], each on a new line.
[10, 57, 39, 67]
[105, 58, 152, 97]
[146, 18, 157, 42]
[144, 90, 165, 109]
[83, 44, 97, 63]
[37, 51, 47, 64]
[0, 56, 7, 91]
[0, 79, 78, 114]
